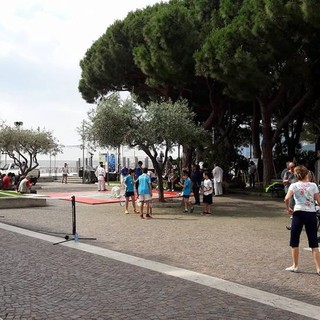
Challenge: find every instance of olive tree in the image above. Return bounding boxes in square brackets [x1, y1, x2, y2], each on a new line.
[86, 93, 207, 201]
[0, 124, 62, 175]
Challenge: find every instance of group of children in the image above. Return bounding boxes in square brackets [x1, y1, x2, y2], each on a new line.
[123, 167, 153, 219]
[122, 162, 215, 218]
[179, 170, 213, 215]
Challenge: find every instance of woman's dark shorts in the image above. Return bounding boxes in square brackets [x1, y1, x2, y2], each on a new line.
[290, 210, 319, 248]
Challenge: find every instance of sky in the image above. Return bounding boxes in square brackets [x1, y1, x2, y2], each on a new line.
[0, 0, 166, 152]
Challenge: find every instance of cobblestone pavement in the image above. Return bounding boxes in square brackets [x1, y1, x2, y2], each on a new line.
[0, 182, 320, 319]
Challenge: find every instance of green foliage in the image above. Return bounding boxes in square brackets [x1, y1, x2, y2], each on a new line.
[79, 5, 166, 104]
[79, 20, 133, 103]
[88, 94, 137, 148]
[87, 93, 206, 153]
[78, 0, 320, 186]
[301, 98, 320, 143]
[195, 0, 320, 100]
[196, 1, 277, 99]
[219, 0, 244, 23]
[133, 1, 199, 88]
[0, 124, 62, 173]
[301, 0, 320, 27]
[86, 93, 207, 201]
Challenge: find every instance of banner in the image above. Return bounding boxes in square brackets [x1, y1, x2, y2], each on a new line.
[108, 153, 116, 172]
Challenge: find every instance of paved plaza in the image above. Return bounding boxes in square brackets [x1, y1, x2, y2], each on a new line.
[0, 182, 320, 319]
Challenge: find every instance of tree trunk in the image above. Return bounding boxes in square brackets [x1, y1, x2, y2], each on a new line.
[316, 136, 320, 154]
[153, 160, 165, 202]
[288, 111, 305, 160]
[258, 88, 312, 187]
[261, 137, 274, 187]
[260, 103, 275, 187]
[141, 147, 166, 202]
[251, 100, 261, 159]
[182, 146, 193, 171]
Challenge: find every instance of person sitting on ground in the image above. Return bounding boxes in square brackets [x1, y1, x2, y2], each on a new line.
[16, 174, 24, 190]
[18, 175, 32, 194]
[2, 173, 15, 190]
[148, 170, 157, 187]
[167, 169, 180, 191]
[165, 156, 174, 177]
[0, 173, 5, 189]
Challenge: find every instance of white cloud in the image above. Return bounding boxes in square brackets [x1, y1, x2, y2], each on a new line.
[0, 0, 167, 146]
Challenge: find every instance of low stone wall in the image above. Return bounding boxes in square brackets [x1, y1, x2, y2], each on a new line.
[0, 197, 47, 209]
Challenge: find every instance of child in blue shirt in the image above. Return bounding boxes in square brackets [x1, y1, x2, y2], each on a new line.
[124, 169, 139, 214]
[179, 170, 194, 213]
[137, 167, 152, 219]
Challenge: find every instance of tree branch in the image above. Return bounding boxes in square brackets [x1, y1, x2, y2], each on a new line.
[272, 89, 312, 144]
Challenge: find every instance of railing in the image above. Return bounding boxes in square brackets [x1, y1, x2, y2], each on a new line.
[39, 167, 79, 177]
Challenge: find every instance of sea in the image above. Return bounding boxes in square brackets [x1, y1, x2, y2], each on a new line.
[1, 145, 181, 176]
[27, 145, 180, 176]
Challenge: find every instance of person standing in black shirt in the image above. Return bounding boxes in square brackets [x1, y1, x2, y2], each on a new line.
[191, 164, 202, 205]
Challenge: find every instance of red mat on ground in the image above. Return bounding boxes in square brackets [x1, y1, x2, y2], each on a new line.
[45, 190, 180, 205]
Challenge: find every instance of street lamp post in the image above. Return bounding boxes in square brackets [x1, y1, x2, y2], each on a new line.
[117, 146, 121, 182]
[0, 152, 8, 167]
[49, 153, 52, 177]
[80, 121, 86, 184]
[14, 121, 23, 129]
[14, 121, 23, 162]
[80, 144, 85, 184]
[54, 154, 57, 180]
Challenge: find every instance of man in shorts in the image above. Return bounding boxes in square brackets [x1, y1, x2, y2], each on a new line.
[137, 167, 152, 219]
